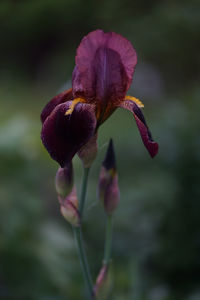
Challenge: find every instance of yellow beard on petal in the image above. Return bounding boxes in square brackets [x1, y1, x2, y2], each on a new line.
[65, 98, 86, 116]
[125, 95, 144, 108]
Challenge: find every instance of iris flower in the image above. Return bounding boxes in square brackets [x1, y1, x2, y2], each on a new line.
[41, 30, 158, 167]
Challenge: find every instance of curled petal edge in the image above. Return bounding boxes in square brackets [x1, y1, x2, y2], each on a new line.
[41, 88, 73, 124]
[118, 100, 158, 158]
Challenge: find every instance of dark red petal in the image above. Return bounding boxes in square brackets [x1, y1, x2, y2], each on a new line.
[119, 100, 158, 157]
[73, 30, 137, 103]
[41, 88, 73, 123]
[41, 101, 97, 167]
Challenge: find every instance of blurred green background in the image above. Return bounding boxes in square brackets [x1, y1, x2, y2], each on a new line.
[1, 0, 200, 299]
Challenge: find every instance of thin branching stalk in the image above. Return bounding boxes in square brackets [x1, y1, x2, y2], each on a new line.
[73, 227, 94, 298]
[73, 166, 94, 299]
[79, 167, 90, 217]
[104, 214, 113, 265]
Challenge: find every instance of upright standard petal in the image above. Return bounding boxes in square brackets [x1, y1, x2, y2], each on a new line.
[41, 88, 73, 123]
[41, 101, 97, 167]
[119, 100, 158, 157]
[72, 30, 137, 106]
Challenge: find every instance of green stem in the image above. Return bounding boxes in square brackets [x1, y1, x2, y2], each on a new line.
[104, 214, 113, 265]
[73, 166, 94, 298]
[73, 227, 94, 299]
[79, 167, 90, 217]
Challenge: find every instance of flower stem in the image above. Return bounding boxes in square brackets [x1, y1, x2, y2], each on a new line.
[73, 227, 94, 299]
[73, 166, 94, 299]
[104, 214, 113, 265]
[79, 167, 90, 217]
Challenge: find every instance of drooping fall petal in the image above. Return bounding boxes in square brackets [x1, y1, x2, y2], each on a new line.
[119, 100, 158, 158]
[73, 30, 137, 106]
[41, 101, 97, 167]
[41, 88, 73, 123]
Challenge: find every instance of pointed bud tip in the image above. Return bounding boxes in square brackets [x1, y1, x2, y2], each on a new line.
[103, 138, 116, 171]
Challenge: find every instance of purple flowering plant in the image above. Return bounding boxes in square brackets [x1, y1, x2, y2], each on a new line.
[41, 30, 158, 299]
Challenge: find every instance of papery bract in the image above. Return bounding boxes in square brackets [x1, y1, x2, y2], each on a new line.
[55, 163, 73, 198]
[78, 133, 98, 168]
[59, 187, 80, 227]
[93, 264, 112, 300]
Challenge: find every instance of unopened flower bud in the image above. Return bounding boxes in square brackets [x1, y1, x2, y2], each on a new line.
[78, 134, 98, 168]
[93, 264, 112, 300]
[98, 139, 120, 215]
[59, 187, 80, 227]
[55, 162, 73, 198]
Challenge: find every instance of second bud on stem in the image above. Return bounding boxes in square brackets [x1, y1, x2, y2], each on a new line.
[98, 139, 120, 215]
[55, 162, 80, 227]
